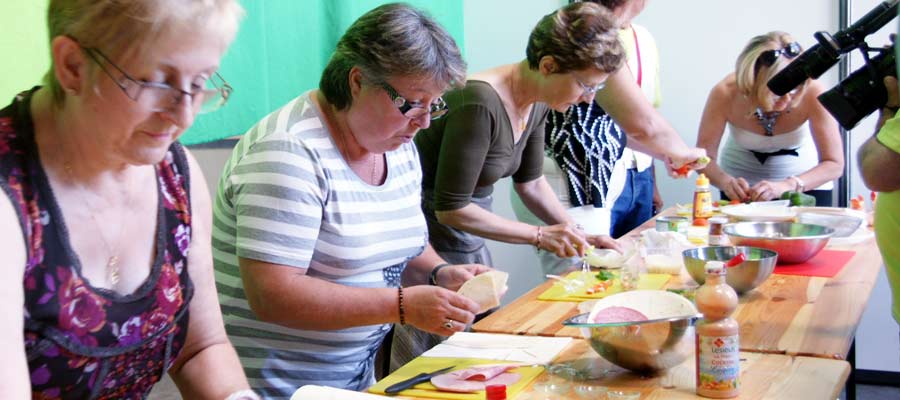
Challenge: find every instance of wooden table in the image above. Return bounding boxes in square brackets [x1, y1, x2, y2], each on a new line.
[474, 210, 883, 360]
[394, 340, 850, 400]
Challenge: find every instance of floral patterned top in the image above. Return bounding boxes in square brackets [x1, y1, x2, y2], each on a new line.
[0, 88, 195, 399]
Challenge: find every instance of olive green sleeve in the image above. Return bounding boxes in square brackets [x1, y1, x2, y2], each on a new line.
[431, 103, 495, 211]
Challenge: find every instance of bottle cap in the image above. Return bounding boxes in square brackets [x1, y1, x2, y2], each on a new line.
[696, 173, 710, 188]
[704, 260, 726, 275]
[485, 384, 507, 399]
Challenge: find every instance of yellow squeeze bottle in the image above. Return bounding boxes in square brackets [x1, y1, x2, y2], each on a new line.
[693, 173, 713, 220]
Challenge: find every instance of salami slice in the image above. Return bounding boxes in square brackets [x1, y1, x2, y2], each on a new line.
[590, 306, 648, 323]
[430, 364, 523, 393]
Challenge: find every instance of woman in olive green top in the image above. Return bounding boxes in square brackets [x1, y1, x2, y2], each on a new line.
[392, 2, 627, 371]
[415, 2, 624, 266]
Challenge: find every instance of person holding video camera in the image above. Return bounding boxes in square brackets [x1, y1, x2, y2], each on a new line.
[696, 31, 843, 205]
[860, 74, 900, 328]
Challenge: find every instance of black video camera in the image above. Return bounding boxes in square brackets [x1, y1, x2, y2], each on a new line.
[767, 0, 899, 130]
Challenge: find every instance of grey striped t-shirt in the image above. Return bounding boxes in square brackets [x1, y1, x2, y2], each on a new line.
[212, 91, 427, 398]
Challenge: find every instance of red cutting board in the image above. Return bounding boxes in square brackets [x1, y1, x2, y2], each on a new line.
[773, 249, 856, 278]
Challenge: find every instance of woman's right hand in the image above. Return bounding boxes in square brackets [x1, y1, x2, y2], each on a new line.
[538, 223, 590, 258]
[403, 285, 480, 335]
[723, 176, 750, 202]
[665, 147, 708, 178]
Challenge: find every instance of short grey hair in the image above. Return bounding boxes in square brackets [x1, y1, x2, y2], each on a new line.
[44, 0, 244, 106]
[320, 3, 466, 110]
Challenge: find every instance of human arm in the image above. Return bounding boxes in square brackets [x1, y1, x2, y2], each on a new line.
[860, 76, 900, 192]
[748, 80, 844, 201]
[167, 150, 252, 399]
[696, 80, 751, 201]
[239, 257, 479, 334]
[0, 194, 29, 399]
[595, 66, 706, 173]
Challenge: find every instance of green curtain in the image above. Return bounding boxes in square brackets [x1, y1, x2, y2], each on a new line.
[0, 0, 464, 145]
[184, 0, 465, 144]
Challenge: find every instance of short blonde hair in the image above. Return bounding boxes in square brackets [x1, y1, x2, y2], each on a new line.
[526, 2, 624, 74]
[735, 31, 807, 111]
[44, 0, 244, 105]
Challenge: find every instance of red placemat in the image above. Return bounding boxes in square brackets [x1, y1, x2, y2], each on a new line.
[773, 249, 856, 278]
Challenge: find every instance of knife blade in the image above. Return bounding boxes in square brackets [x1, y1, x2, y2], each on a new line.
[384, 366, 455, 395]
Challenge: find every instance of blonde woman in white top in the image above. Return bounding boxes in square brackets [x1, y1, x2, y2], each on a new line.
[697, 31, 843, 205]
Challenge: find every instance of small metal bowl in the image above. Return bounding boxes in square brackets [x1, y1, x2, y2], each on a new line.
[683, 246, 778, 294]
[724, 222, 834, 264]
[563, 291, 700, 374]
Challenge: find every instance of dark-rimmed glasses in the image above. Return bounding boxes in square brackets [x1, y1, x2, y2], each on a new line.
[380, 82, 448, 120]
[82, 47, 232, 114]
[758, 42, 802, 67]
[575, 77, 605, 98]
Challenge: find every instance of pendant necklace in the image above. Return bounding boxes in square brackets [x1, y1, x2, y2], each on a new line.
[60, 153, 132, 287]
[754, 107, 781, 137]
[335, 124, 379, 184]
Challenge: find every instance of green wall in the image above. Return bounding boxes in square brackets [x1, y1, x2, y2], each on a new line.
[0, 0, 464, 144]
[0, 2, 49, 102]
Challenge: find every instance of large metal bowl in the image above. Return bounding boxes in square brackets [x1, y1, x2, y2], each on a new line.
[682, 246, 778, 294]
[724, 222, 834, 264]
[563, 291, 699, 374]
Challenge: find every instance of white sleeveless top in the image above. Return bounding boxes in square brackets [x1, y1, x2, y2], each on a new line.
[719, 122, 832, 190]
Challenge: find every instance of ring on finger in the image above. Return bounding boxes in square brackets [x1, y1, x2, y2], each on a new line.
[443, 319, 454, 330]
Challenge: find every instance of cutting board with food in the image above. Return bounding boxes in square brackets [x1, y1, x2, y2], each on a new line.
[367, 357, 543, 399]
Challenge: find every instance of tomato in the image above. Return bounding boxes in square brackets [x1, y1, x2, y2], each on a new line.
[693, 218, 709, 227]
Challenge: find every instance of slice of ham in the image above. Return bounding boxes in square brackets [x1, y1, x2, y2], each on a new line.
[590, 306, 649, 323]
[431, 364, 523, 393]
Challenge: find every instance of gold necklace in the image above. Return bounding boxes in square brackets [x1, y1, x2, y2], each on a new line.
[334, 124, 380, 184]
[59, 153, 132, 286]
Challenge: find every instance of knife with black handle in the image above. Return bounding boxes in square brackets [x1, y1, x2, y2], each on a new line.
[384, 366, 455, 395]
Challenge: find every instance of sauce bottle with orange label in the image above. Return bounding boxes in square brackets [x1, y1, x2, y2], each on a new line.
[693, 173, 713, 221]
[695, 260, 740, 398]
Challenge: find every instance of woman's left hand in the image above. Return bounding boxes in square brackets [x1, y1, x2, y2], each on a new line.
[748, 180, 790, 202]
[586, 235, 623, 253]
[434, 263, 493, 291]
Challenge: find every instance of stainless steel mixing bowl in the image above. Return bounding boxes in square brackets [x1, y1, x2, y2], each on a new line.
[723, 222, 834, 264]
[682, 246, 778, 294]
[563, 296, 700, 376]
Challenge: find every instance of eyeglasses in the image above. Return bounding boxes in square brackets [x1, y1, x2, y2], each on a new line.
[82, 47, 232, 114]
[758, 42, 802, 67]
[380, 82, 448, 120]
[575, 77, 605, 98]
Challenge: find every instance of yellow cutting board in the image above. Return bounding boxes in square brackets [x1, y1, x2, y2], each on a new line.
[367, 357, 543, 399]
[537, 271, 671, 302]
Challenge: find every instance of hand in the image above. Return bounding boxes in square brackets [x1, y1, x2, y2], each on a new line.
[434, 263, 493, 291]
[877, 75, 900, 130]
[666, 148, 709, 178]
[539, 223, 590, 258]
[652, 190, 664, 214]
[723, 176, 750, 202]
[404, 285, 480, 335]
[586, 235, 623, 253]
[748, 180, 790, 202]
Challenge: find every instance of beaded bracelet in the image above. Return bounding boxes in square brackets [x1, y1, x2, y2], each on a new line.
[398, 287, 406, 325]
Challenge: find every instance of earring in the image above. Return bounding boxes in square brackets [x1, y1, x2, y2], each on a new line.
[64, 87, 76, 96]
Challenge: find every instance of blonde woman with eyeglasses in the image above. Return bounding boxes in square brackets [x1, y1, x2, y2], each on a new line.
[0, 0, 257, 399]
[696, 31, 843, 204]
